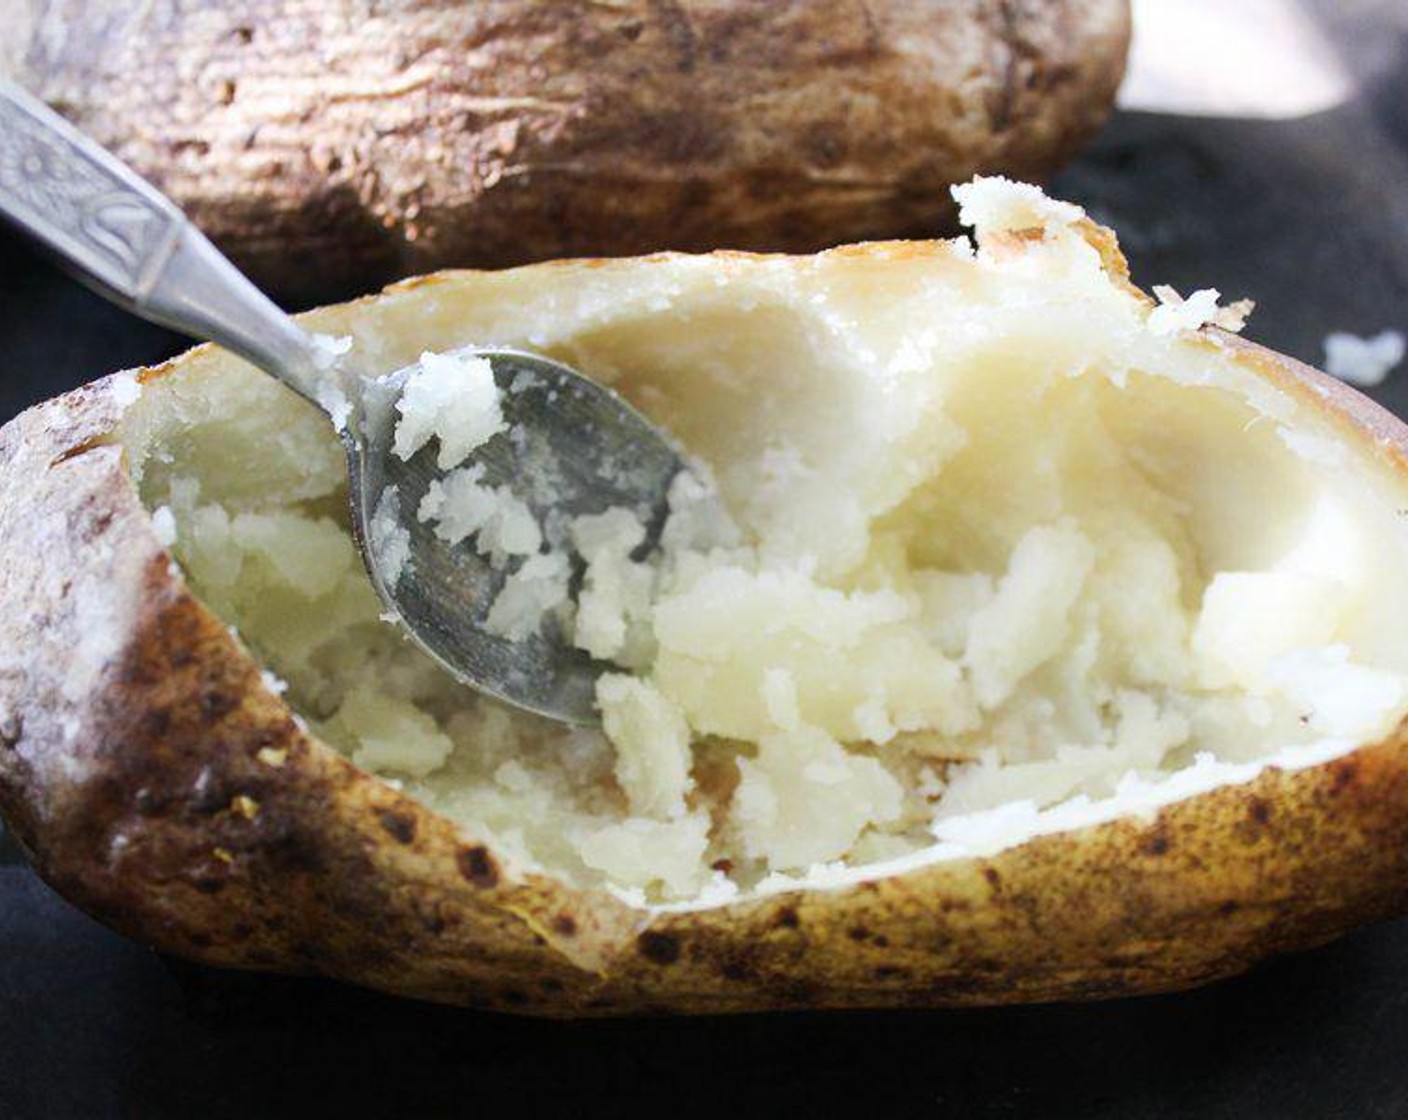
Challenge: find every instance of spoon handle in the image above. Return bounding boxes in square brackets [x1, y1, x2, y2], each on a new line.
[0, 80, 328, 404]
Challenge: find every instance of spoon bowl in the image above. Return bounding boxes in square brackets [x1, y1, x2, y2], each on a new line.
[349, 348, 684, 724]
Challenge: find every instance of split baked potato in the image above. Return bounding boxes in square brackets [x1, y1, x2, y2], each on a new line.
[1, 0, 1130, 300]
[5, 179, 1408, 1016]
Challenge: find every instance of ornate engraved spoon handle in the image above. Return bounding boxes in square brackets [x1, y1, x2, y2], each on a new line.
[0, 80, 325, 401]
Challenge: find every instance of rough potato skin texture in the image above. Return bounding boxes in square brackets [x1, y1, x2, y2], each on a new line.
[2, 0, 1128, 301]
[7, 243, 1408, 1015]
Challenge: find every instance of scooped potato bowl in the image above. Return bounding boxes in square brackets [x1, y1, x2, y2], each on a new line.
[5, 179, 1408, 1016]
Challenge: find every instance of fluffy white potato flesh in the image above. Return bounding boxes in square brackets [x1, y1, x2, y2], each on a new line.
[119, 179, 1408, 906]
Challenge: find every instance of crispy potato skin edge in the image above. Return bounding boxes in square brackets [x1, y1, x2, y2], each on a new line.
[2, 0, 1129, 300]
[6, 246, 1408, 1016]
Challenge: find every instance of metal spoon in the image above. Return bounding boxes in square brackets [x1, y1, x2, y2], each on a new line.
[0, 80, 685, 725]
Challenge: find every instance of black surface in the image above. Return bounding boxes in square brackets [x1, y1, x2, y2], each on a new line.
[6, 4, 1408, 1117]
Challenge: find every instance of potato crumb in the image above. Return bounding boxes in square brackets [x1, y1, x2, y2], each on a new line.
[732, 726, 904, 871]
[596, 675, 693, 819]
[1323, 329, 1405, 387]
[1148, 286, 1252, 335]
[393, 350, 505, 468]
[484, 553, 572, 640]
[150, 505, 177, 547]
[369, 486, 412, 586]
[419, 465, 542, 564]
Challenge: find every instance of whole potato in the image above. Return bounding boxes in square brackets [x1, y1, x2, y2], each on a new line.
[1, 0, 1129, 300]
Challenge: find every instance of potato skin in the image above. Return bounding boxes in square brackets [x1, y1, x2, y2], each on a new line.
[6, 249, 1408, 1015]
[2, 0, 1128, 301]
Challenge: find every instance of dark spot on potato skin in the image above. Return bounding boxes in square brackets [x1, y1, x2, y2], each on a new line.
[847, 925, 869, 942]
[376, 808, 416, 845]
[1142, 829, 1171, 857]
[456, 845, 499, 888]
[804, 122, 846, 168]
[0, 711, 21, 750]
[421, 914, 447, 935]
[638, 930, 681, 965]
[984, 867, 1002, 889]
[873, 965, 909, 981]
[775, 906, 800, 929]
[1331, 759, 1360, 795]
[1248, 798, 1272, 825]
[199, 686, 240, 721]
[191, 876, 224, 895]
[140, 707, 172, 740]
[721, 960, 756, 982]
[553, 913, 578, 937]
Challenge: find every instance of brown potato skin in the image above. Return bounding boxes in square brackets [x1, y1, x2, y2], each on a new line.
[2, 0, 1128, 301]
[6, 249, 1408, 1015]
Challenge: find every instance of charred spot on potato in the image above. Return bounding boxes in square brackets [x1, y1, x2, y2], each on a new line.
[720, 959, 757, 983]
[375, 808, 417, 845]
[638, 930, 682, 965]
[197, 684, 240, 721]
[553, 913, 578, 937]
[139, 707, 173, 740]
[0, 710, 21, 750]
[1142, 830, 1172, 858]
[616, 18, 645, 42]
[774, 906, 801, 930]
[456, 845, 499, 889]
[1330, 759, 1362, 795]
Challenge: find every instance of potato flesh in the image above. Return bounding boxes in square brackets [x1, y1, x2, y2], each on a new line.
[122, 182, 1408, 902]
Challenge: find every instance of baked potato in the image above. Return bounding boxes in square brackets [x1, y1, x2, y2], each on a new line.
[6, 178, 1408, 1016]
[0, 0, 1130, 301]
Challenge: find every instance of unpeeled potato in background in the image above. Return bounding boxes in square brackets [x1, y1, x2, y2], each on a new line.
[1, 0, 1129, 301]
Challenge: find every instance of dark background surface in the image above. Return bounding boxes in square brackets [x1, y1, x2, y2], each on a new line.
[6, 3, 1408, 1117]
